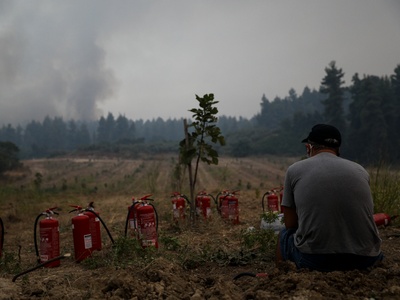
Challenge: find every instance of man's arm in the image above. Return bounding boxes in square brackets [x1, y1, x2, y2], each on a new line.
[276, 205, 298, 265]
[283, 206, 298, 229]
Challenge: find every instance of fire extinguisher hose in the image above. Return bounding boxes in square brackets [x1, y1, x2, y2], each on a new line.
[261, 191, 269, 212]
[148, 203, 159, 231]
[208, 194, 216, 207]
[182, 194, 191, 205]
[33, 213, 43, 263]
[84, 210, 115, 244]
[124, 202, 138, 237]
[215, 192, 223, 214]
[12, 253, 71, 282]
[233, 272, 268, 280]
[33, 212, 58, 264]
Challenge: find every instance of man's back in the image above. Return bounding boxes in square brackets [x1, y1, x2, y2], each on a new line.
[282, 152, 381, 256]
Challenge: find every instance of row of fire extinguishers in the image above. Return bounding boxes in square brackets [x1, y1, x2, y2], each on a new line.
[259, 186, 398, 230]
[33, 202, 114, 268]
[170, 190, 241, 225]
[7, 189, 396, 269]
[32, 195, 160, 269]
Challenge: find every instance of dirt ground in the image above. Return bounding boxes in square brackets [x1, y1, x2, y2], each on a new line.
[3, 227, 400, 300]
[1, 156, 400, 299]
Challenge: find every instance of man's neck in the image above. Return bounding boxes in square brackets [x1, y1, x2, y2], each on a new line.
[312, 148, 337, 156]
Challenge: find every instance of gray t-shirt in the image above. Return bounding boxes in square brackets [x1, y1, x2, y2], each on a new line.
[282, 152, 381, 256]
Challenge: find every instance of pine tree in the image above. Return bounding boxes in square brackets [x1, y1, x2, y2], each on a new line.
[348, 75, 388, 163]
[390, 65, 400, 160]
[320, 61, 346, 131]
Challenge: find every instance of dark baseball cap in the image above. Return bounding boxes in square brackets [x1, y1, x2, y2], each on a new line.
[301, 124, 341, 147]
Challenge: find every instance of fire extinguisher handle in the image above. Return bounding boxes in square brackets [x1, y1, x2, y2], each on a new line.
[141, 194, 153, 201]
[68, 204, 84, 214]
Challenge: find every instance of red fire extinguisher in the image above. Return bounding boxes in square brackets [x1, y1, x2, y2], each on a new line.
[69, 205, 92, 262]
[216, 190, 229, 215]
[171, 192, 189, 222]
[137, 203, 159, 248]
[262, 187, 283, 213]
[218, 190, 240, 225]
[34, 207, 60, 268]
[125, 195, 159, 248]
[373, 213, 398, 227]
[0, 217, 4, 259]
[125, 196, 141, 238]
[84, 202, 102, 251]
[196, 191, 213, 219]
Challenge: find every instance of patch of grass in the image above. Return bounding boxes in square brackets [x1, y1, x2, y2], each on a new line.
[158, 235, 181, 251]
[0, 250, 22, 274]
[370, 166, 400, 218]
[82, 236, 160, 270]
[240, 227, 277, 254]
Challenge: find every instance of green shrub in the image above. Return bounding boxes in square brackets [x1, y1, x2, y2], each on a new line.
[370, 167, 400, 218]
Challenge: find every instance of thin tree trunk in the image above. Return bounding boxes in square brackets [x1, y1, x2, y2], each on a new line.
[183, 119, 195, 225]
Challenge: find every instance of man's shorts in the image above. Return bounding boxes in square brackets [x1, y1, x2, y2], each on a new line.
[279, 228, 384, 272]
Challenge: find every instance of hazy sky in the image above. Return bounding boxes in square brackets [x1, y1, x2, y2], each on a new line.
[1, 1, 399, 126]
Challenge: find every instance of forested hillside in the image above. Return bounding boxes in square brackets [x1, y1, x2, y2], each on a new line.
[1, 62, 400, 166]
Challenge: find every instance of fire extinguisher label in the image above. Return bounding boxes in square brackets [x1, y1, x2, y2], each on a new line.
[139, 213, 157, 238]
[40, 226, 60, 257]
[129, 219, 136, 229]
[40, 254, 49, 261]
[142, 239, 156, 246]
[84, 234, 92, 249]
[228, 201, 237, 219]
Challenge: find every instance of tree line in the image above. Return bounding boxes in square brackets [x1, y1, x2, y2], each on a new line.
[1, 61, 399, 167]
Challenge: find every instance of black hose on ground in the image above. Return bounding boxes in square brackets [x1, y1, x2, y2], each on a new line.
[12, 253, 71, 282]
[233, 272, 268, 280]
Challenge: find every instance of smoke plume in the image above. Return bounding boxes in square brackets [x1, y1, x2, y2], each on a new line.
[0, 1, 116, 125]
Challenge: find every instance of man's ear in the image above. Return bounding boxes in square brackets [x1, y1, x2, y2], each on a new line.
[306, 144, 312, 157]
